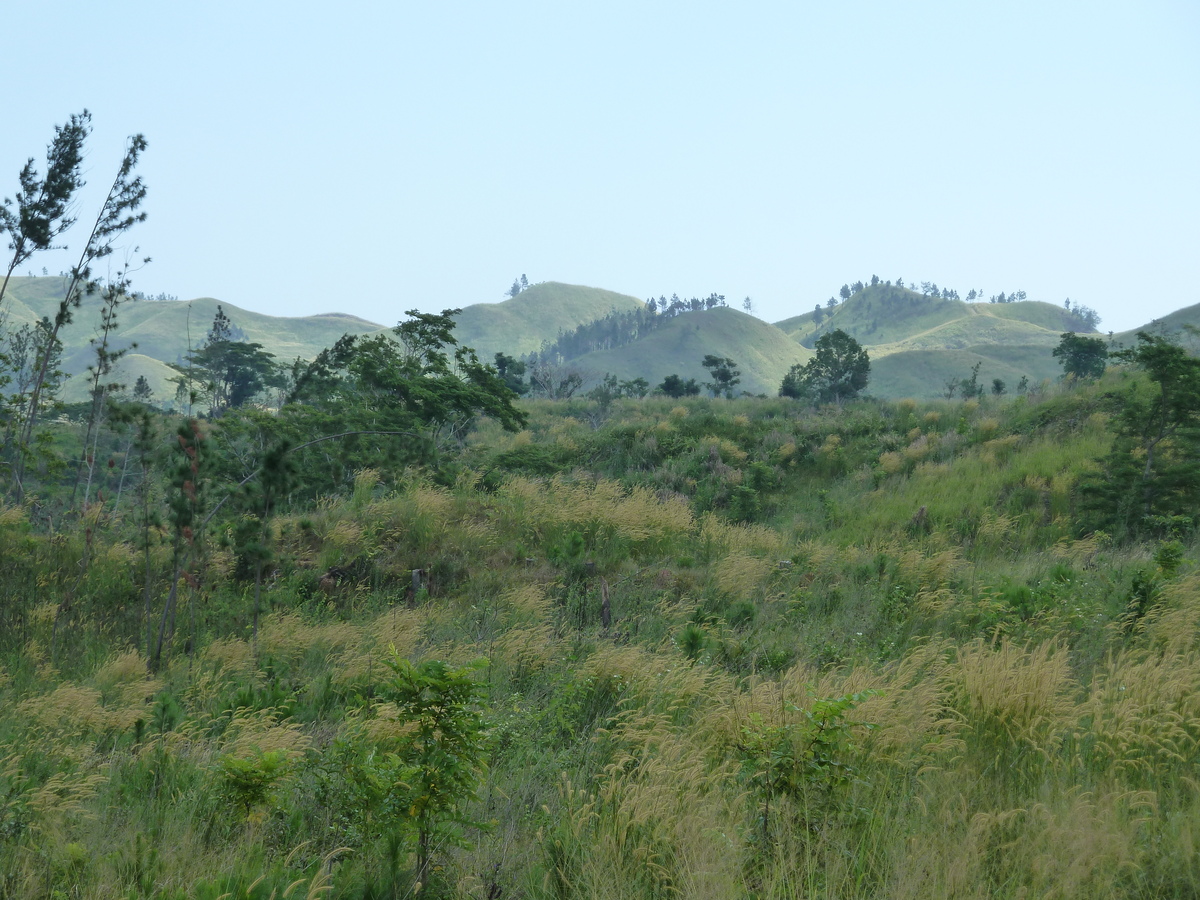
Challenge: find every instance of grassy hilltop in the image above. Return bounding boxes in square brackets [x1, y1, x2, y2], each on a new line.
[453, 281, 645, 361]
[567, 306, 812, 396]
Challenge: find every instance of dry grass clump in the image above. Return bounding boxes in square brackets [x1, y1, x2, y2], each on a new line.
[493, 624, 558, 680]
[258, 612, 359, 667]
[17, 672, 156, 738]
[949, 638, 1075, 752]
[202, 635, 257, 680]
[496, 476, 694, 556]
[220, 706, 311, 765]
[698, 512, 783, 559]
[329, 606, 427, 686]
[1083, 647, 1200, 780]
[713, 551, 775, 598]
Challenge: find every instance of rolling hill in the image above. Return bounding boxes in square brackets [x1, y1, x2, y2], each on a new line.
[565, 307, 812, 396]
[4, 275, 1196, 406]
[453, 282, 645, 361]
[0, 278, 647, 405]
[763, 284, 1107, 399]
[0, 277, 388, 403]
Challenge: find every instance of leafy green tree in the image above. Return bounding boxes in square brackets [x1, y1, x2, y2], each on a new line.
[959, 361, 983, 400]
[0, 111, 90, 315]
[493, 352, 529, 396]
[1053, 332, 1108, 380]
[1080, 331, 1200, 538]
[736, 691, 873, 846]
[780, 329, 870, 404]
[378, 655, 492, 891]
[183, 338, 281, 417]
[839, 284, 851, 302]
[287, 308, 525, 475]
[702, 355, 741, 398]
[812, 304, 825, 324]
[657, 374, 700, 398]
[991, 378, 1006, 397]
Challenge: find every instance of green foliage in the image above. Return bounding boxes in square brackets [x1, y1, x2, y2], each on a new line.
[1053, 331, 1108, 380]
[291, 308, 525, 443]
[780, 328, 870, 403]
[9, 367, 1200, 898]
[0, 110, 89, 308]
[177, 306, 282, 416]
[377, 654, 493, 889]
[657, 373, 701, 397]
[736, 691, 874, 843]
[701, 354, 741, 398]
[1080, 331, 1200, 538]
[219, 749, 290, 815]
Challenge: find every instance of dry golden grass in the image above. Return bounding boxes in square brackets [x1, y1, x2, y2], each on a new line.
[497, 476, 694, 552]
[493, 624, 558, 678]
[1084, 647, 1200, 779]
[950, 638, 1076, 752]
[221, 707, 311, 760]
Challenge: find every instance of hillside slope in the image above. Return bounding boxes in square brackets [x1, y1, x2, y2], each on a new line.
[454, 282, 645, 361]
[794, 284, 1092, 352]
[1, 277, 387, 403]
[566, 307, 811, 396]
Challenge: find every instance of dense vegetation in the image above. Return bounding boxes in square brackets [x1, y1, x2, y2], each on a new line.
[0, 329, 1199, 896]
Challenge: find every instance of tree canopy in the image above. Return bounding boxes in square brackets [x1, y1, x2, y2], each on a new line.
[780, 329, 870, 404]
[1053, 332, 1108, 380]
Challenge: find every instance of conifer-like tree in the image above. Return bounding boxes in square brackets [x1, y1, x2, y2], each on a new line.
[13, 132, 148, 500]
[0, 111, 90, 317]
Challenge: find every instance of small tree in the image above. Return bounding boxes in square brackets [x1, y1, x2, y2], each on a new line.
[657, 374, 700, 398]
[13, 132, 148, 500]
[379, 655, 492, 891]
[1053, 332, 1108, 380]
[702, 355, 741, 398]
[1080, 331, 1200, 538]
[133, 375, 153, 404]
[780, 329, 869, 404]
[493, 352, 529, 396]
[959, 361, 983, 400]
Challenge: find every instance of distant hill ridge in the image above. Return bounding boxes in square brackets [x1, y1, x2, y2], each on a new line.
[3, 276, 1197, 404]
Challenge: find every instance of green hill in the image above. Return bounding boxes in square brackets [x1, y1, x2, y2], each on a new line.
[869, 345, 1063, 400]
[454, 282, 645, 361]
[796, 284, 1088, 351]
[757, 284, 1108, 399]
[1, 277, 388, 404]
[1111, 300, 1200, 353]
[566, 307, 811, 396]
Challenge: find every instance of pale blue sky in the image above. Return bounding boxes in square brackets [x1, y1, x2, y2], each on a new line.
[4, 1, 1198, 333]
